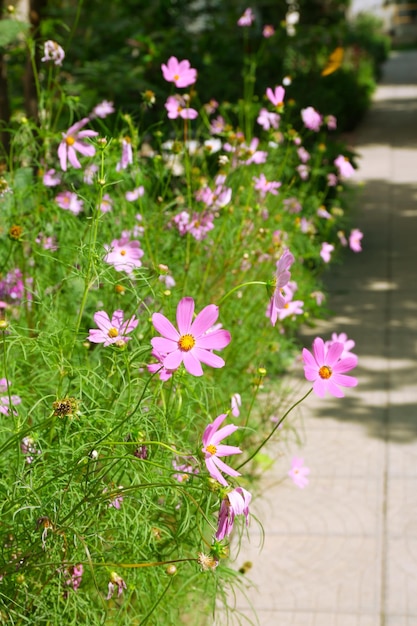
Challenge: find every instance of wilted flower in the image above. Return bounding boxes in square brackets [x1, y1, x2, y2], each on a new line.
[106, 571, 126, 599]
[64, 564, 83, 592]
[216, 486, 252, 540]
[41, 40, 65, 65]
[231, 393, 241, 417]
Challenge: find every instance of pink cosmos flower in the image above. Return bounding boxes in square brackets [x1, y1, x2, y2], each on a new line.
[241, 137, 267, 165]
[202, 413, 242, 486]
[257, 108, 280, 130]
[0, 394, 21, 416]
[326, 114, 337, 130]
[311, 290, 325, 306]
[301, 106, 322, 132]
[263, 25, 275, 38]
[88, 310, 139, 346]
[55, 191, 84, 215]
[320, 242, 334, 263]
[325, 332, 357, 360]
[231, 393, 242, 417]
[116, 138, 133, 171]
[266, 85, 285, 107]
[237, 8, 255, 26]
[210, 115, 226, 135]
[334, 154, 355, 178]
[106, 572, 126, 600]
[302, 336, 358, 398]
[297, 146, 310, 163]
[317, 207, 332, 219]
[349, 228, 363, 252]
[57, 118, 98, 171]
[43, 168, 61, 186]
[327, 173, 338, 187]
[288, 457, 310, 488]
[273, 248, 295, 309]
[125, 186, 145, 202]
[147, 349, 175, 381]
[165, 95, 198, 120]
[151, 297, 231, 377]
[91, 100, 115, 119]
[297, 164, 310, 180]
[84, 163, 98, 184]
[104, 237, 144, 274]
[216, 486, 252, 540]
[41, 40, 65, 65]
[161, 56, 197, 88]
[100, 193, 113, 213]
[276, 298, 304, 321]
[253, 173, 281, 199]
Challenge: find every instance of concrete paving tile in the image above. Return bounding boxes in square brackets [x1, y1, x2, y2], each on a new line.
[385, 618, 417, 626]
[385, 538, 417, 616]
[386, 477, 417, 537]
[214, 609, 380, 626]
[232, 535, 381, 614]
[388, 441, 417, 477]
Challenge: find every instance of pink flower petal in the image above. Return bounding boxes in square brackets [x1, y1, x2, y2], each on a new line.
[333, 355, 358, 373]
[205, 456, 228, 485]
[326, 341, 344, 365]
[182, 350, 204, 376]
[176, 297, 195, 335]
[163, 349, 184, 371]
[325, 378, 346, 397]
[332, 373, 358, 388]
[190, 304, 219, 337]
[212, 456, 241, 478]
[312, 337, 325, 364]
[209, 424, 239, 446]
[196, 329, 231, 350]
[215, 443, 242, 457]
[151, 336, 178, 355]
[312, 378, 327, 397]
[192, 348, 225, 369]
[152, 313, 179, 341]
[94, 311, 112, 332]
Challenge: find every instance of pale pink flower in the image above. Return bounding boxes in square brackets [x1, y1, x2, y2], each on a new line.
[216, 486, 251, 540]
[253, 173, 281, 199]
[165, 95, 198, 120]
[317, 207, 332, 219]
[202, 413, 242, 486]
[311, 290, 325, 306]
[91, 100, 115, 119]
[88, 310, 138, 346]
[161, 56, 197, 88]
[302, 336, 358, 398]
[147, 349, 175, 381]
[43, 168, 61, 186]
[84, 163, 98, 184]
[257, 108, 280, 130]
[242, 137, 267, 165]
[301, 106, 322, 131]
[349, 228, 363, 252]
[263, 24, 275, 38]
[297, 146, 310, 163]
[100, 193, 113, 213]
[231, 393, 241, 417]
[210, 115, 225, 134]
[288, 457, 310, 488]
[104, 237, 144, 273]
[297, 164, 309, 180]
[320, 242, 334, 263]
[273, 248, 295, 309]
[283, 197, 302, 214]
[151, 297, 231, 377]
[41, 40, 65, 65]
[187, 212, 215, 241]
[204, 99, 219, 114]
[106, 572, 126, 600]
[326, 114, 337, 130]
[20, 436, 41, 464]
[55, 191, 84, 215]
[338, 230, 348, 246]
[325, 332, 357, 360]
[266, 85, 285, 107]
[125, 186, 145, 202]
[0, 378, 10, 393]
[334, 154, 355, 178]
[172, 211, 190, 236]
[172, 457, 199, 482]
[276, 298, 304, 321]
[237, 8, 255, 26]
[327, 173, 338, 187]
[116, 138, 133, 171]
[0, 394, 21, 416]
[57, 118, 98, 171]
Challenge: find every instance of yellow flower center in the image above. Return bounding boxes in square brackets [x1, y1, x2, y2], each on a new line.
[108, 327, 119, 338]
[205, 444, 217, 456]
[173, 74, 180, 82]
[319, 365, 332, 379]
[65, 136, 75, 146]
[178, 334, 195, 352]
[120, 249, 126, 256]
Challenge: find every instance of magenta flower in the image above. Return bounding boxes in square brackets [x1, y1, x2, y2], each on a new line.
[165, 95, 198, 120]
[266, 85, 285, 107]
[41, 40, 65, 65]
[161, 56, 197, 88]
[88, 310, 138, 346]
[349, 228, 363, 252]
[237, 8, 255, 26]
[320, 242, 334, 263]
[302, 336, 358, 398]
[301, 106, 322, 132]
[55, 191, 84, 215]
[334, 154, 355, 178]
[288, 457, 310, 488]
[104, 237, 144, 274]
[151, 297, 231, 377]
[57, 118, 98, 171]
[216, 486, 252, 540]
[202, 413, 242, 486]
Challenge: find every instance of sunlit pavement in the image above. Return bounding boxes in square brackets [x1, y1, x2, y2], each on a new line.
[215, 50, 417, 626]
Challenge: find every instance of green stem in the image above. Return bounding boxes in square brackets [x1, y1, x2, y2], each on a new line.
[237, 387, 313, 470]
[217, 281, 267, 306]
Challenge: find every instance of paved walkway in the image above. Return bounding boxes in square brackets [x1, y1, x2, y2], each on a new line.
[222, 50, 417, 626]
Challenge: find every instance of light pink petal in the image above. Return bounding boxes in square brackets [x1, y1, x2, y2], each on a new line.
[67, 146, 81, 169]
[333, 355, 358, 373]
[152, 312, 179, 341]
[182, 350, 204, 376]
[176, 297, 195, 335]
[151, 336, 177, 355]
[76, 130, 99, 138]
[66, 117, 90, 135]
[209, 423, 239, 446]
[205, 457, 228, 486]
[57, 142, 67, 171]
[302, 347, 317, 369]
[88, 329, 106, 343]
[163, 349, 184, 371]
[212, 456, 241, 478]
[332, 373, 358, 388]
[326, 341, 344, 365]
[325, 378, 345, 398]
[190, 304, 219, 337]
[215, 443, 242, 457]
[73, 141, 96, 157]
[196, 329, 231, 350]
[203, 413, 227, 445]
[192, 348, 225, 369]
[312, 378, 327, 397]
[304, 367, 318, 382]
[93, 311, 112, 332]
[111, 310, 124, 328]
[312, 337, 325, 364]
